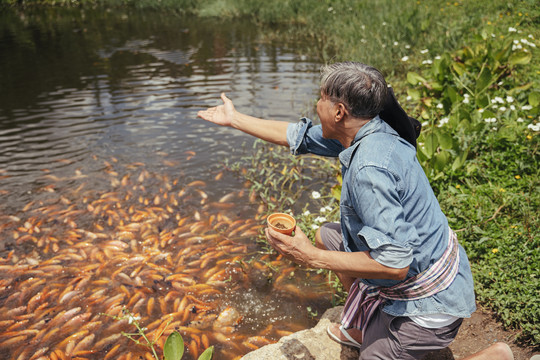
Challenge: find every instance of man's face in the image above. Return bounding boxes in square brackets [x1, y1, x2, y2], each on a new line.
[317, 93, 335, 139]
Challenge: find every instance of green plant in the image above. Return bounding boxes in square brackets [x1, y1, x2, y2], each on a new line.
[101, 308, 214, 360]
[227, 140, 340, 216]
[405, 30, 537, 184]
[164, 331, 214, 360]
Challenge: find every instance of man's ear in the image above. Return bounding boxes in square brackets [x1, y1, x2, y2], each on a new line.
[335, 103, 348, 122]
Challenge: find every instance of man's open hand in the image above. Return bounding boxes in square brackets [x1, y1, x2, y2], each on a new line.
[197, 92, 236, 127]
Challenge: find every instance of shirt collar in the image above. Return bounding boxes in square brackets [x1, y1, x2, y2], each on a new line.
[339, 115, 396, 168]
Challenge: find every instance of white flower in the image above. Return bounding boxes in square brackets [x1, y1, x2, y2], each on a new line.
[406, 95, 412, 101]
[437, 103, 444, 109]
[512, 43, 523, 51]
[320, 207, 327, 213]
[492, 127, 498, 131]
[311, 191, 321, 199]
[401, 56, 409, 62]
[325, 205, 333, 212]
[127, 315, 141, 324]
[499, 106, 507, 111]
[492, 96, 505, 104]
[438, 117, 449, 127]
[520, 39, 536, 47]
[508, 27, 517, 32]
[405, 44, 411, 49]
[517, 117, 524, 122]
[506, 96, 514, 103]
[527, 123, 540, 131]
[484, 118, 497, 123]
[382, 22, 387, 26]
[478, 108, 485, 113]
[422, 59, 433, 65]
[314, 216, 327, 223]
[393, 41, 399, 46]
[463, 95, 470, 104]
[510, 105, 516, 111]
[491, 33, 496, 38]
[420, 49, 429, 54]
[421, 121, 429, 127]
[435, 55, 441, 60]
[529, 34, 535, 39]
[303, 210, 311, 216]
[522, 105, 533, 110]
[311, 224, 320, 230]
[327, 7, 333, 11]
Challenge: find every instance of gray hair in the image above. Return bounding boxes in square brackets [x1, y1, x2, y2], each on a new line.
[320, 62, 388, 119]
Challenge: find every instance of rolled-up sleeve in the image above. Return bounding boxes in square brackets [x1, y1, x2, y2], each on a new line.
[352, 166, 415, 269]
[286, 118, 343, 157]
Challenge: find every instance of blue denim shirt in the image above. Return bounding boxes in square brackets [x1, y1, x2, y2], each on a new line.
[286, 116, 476, 318]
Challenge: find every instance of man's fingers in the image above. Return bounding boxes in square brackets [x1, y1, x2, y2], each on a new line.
[220, 92, 229, 103]
[197, 107, 215, 119]
[267, 227, 288, 241]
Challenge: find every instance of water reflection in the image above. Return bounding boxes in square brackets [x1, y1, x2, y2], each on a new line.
[0, 6, 333, 360]
[0, 7, 320, 209]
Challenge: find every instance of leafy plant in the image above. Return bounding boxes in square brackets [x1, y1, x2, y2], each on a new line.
[164, 330, 214, 360]
[405, 31, 536, 184]
[101, 308, 214, 360]
[227, 140, 340, 219]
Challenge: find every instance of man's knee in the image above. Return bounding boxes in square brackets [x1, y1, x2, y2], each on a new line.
[315, 227, 326, 249]
[315, 222, 343, 251]
[486, 342, 514, 360]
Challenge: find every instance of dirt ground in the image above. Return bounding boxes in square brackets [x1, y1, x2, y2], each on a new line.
[424, 305, 538, 360]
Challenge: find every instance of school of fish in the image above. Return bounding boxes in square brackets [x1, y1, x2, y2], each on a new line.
[0, 153, 334, 360]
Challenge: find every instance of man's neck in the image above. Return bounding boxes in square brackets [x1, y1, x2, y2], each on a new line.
[338, 117, 372, 148]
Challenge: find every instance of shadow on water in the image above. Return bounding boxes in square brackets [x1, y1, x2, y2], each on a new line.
[0, 7, 335, 360]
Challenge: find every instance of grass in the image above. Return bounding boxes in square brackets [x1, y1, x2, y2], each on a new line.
[4, 0, 539, 349]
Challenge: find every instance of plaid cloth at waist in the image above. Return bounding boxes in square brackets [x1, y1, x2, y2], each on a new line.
[341, 228, 460, 340]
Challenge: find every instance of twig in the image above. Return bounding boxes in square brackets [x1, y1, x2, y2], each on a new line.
[483, 204, 505, 224]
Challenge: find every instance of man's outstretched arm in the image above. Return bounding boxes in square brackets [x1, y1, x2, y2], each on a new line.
[197, 93, 290, 146]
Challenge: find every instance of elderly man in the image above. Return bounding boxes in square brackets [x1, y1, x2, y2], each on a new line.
[197, 62, 513, 360]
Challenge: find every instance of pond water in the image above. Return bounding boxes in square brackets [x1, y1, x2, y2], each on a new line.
[0, 8, 336, 360]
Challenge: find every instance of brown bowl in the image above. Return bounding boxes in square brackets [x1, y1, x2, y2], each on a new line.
[267, 213, 296, 236]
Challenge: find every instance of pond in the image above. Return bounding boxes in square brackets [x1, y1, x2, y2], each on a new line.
[0, 7, 336, 360]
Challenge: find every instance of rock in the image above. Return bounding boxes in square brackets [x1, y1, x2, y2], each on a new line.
[240, 306, 359, 360]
